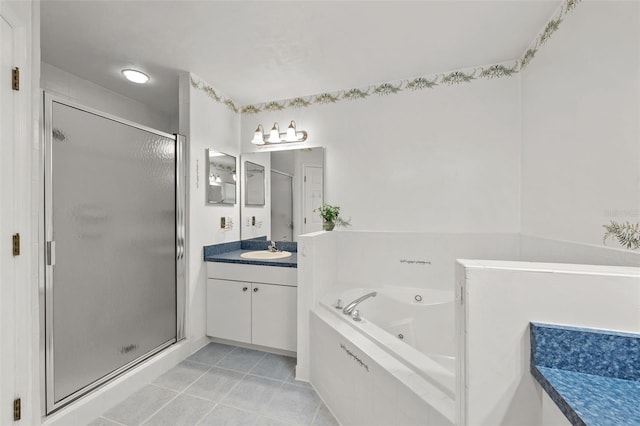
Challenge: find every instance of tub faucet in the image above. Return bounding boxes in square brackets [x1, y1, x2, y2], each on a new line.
[343, 292, 377, 315]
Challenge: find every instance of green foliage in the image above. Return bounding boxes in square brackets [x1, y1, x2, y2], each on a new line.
[315, 204, 351, 227]
[602, 221, 640, 249]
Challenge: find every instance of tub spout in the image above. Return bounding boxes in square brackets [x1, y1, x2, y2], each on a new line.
[343, 292, 377, 315]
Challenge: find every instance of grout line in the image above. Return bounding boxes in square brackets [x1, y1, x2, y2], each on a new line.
[309, 399, 323, 426]
[98, 416, 128, 426]
[135, 385, 181, 426]
[216, 372, 284, 417]
[214, 347, 238, 365]
[183, 358, 215, 368]
[180, 364, 214, 394]
[197, 368, 253, 419]
[193, 401, 220, 426]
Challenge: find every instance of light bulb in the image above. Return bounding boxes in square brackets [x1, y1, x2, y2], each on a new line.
[121, 69, 150, 84]
[286, 121, 297, 141]
[251, 124, 265, 145]
[268, 122, 281, 143]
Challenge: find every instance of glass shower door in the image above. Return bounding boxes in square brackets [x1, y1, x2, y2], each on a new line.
[45, 98, 180, 412]
[271, 170, 294, 241]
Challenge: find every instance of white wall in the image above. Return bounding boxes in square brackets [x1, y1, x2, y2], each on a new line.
[293, 148, 324, 240]
[241, 76, 522, 234]
[41, 62, 177, 134]
[520, 234, 640, 267]
[455, 259, 640, 425]
[521, 1, 640, 248]
[180, 73, 241, 341]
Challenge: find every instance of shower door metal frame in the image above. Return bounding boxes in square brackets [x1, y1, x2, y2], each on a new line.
[270, 169, 294, 241]
[41, 93, 187, 414]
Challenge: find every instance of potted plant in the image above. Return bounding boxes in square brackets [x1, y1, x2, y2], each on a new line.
[316, 204, 351, 231]
[603, 220, 640, 249]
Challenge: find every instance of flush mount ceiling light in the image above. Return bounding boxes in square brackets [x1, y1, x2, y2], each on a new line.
[121, 69, 150, 84]
[251, 121, 308, 146]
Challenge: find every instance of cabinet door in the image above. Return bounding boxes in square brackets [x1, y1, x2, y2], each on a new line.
[251, 284, 297, 352]
[206, 279, 251, 343]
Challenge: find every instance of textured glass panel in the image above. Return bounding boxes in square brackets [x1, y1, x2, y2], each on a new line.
[271, 172, 293, 241]
[51, 102, 176, 402]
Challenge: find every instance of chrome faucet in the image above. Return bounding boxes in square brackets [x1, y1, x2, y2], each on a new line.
[343, 292, 377, 315]
[267, 241, 278, 252]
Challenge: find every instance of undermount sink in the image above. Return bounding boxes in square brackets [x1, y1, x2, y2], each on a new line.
[240, 250, 292, 260]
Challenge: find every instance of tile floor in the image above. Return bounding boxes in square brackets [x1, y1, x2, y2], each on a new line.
[89, 343, 338, 426]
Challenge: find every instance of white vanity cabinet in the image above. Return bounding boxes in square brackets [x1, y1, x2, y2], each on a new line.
[206, 279, 252, 344]
[251, 283, 297, 350]
[206, 262, 297, 352]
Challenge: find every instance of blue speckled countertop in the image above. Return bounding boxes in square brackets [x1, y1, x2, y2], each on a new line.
[203, 240, 297, 268]
[530, 323, 640, 425]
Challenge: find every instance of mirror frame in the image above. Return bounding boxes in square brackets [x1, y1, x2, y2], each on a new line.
[206, 149, 237, 205]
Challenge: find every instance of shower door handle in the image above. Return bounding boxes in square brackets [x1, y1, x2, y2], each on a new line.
[47, 241, 56, 266]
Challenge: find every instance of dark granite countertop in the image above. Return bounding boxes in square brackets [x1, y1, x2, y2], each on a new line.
[203, 240, 297, 268]
[530, 323, 640, 426]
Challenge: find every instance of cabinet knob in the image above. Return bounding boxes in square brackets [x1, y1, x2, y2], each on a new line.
[242, 286, 248, 292]
[253, 287, 259, 293]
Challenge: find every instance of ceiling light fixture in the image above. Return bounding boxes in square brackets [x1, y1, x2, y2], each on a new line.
[121, 69, 150, 84]
[251, 121, 308, 145]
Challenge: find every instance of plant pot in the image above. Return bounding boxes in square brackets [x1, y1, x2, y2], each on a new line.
[323, 221, 335, 231]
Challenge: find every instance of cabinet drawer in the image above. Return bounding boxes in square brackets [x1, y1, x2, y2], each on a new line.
[206, 279, 251, 344]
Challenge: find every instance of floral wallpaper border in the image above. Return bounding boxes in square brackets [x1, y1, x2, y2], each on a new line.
[190, 0, 581, 115]
[520, 0, 580, 70]
[190, 76, 239, 113]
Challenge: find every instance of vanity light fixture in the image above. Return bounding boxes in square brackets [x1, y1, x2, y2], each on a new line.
[121, 69, 150, 84]
[251, 124, 265, 145]
[251, 121, 308, 145]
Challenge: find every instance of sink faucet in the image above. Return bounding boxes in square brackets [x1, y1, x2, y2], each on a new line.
[343, 292, 377, 315]
[267, 241, 278, 252]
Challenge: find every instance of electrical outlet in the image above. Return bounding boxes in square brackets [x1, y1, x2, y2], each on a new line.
[252, 216, 256, 226]
[220, 217, 226, 229]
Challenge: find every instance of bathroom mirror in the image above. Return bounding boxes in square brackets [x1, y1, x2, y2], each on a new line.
[240, 147, 324, 242]
[206, 149, 236, 205]
[245, 161, 266, 206]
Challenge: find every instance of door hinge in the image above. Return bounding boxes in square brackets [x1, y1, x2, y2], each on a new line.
[12, 233, 20, 256]
[12, 67, 20, 91]
[13, 398, 21, 421]
[304, 217, 307, 224]
[304, 175, 306, 183]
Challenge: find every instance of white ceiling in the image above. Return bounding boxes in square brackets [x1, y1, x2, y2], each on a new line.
[41, 0, 561, 117]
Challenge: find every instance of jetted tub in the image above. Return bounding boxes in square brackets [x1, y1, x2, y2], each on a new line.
[321, 286, 456, 397]
[311, 286, 456, 425]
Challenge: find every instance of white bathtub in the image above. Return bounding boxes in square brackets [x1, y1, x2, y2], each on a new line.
[320, 287, 456, 399]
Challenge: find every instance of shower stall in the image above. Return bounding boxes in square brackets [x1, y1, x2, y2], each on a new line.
[271, 169, 294, 241]
[43, 95, 186, 413]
